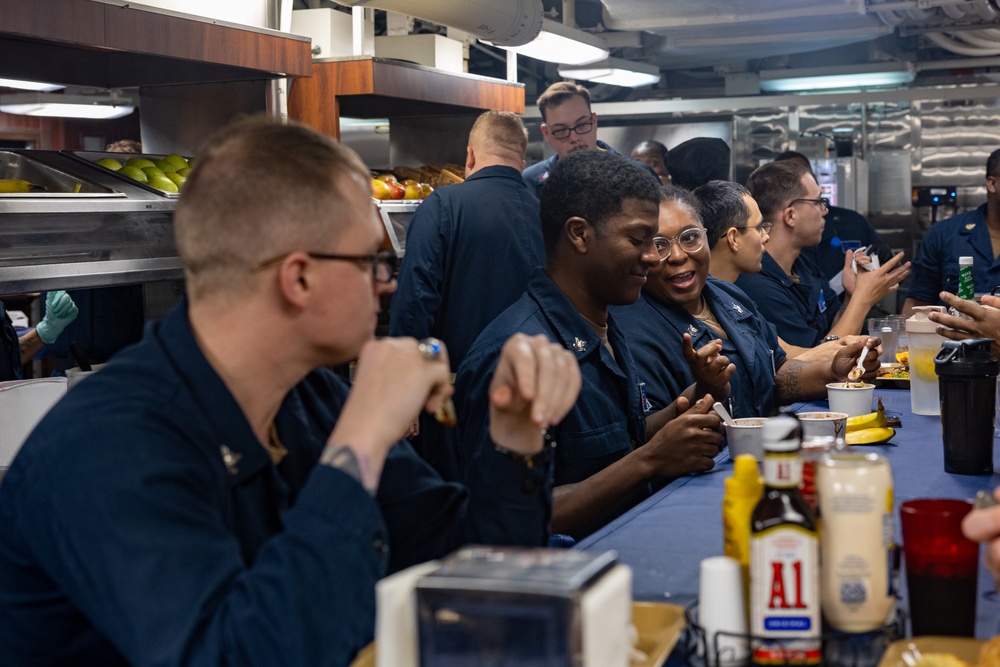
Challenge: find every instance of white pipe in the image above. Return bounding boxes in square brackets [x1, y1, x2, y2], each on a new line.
[915, 55, 1000, 70]
[563, 0, 576, 29]
[927, 31, 1000, 56]
[954, 30, 1000, 49]
[335, 0, 543, 46]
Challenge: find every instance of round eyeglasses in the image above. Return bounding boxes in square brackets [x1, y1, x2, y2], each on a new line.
[252, 248, 398, 283]
[546, 119, 595, 141]
[790, 197, 830, 211]
[653, 228, 707, 260]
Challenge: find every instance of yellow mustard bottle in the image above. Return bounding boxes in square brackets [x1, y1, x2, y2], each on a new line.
[723, 454, 763, 611]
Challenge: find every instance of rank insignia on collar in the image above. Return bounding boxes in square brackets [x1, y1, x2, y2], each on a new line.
[688, 324, 699, 336]
[966, 223, 976, 230]
[220, 444, 241, 476]
[573, 337, 587, 352]
[732, 302, 744, 314]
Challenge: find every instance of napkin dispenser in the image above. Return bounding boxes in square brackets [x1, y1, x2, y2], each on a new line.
[376, 546, 632, 667]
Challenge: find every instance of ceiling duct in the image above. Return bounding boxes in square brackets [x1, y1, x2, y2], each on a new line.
[333, 0, 544, 47]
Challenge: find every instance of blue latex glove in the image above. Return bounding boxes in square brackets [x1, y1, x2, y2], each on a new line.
[35, 291, 79, 344]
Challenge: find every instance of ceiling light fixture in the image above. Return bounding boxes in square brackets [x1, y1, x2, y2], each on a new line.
[759, 62, 916, 93]
[0, 91, 136, 119]
[559, 57, 660, 88]
[487, 18, 609, 66]
[0, 78, 65, 92]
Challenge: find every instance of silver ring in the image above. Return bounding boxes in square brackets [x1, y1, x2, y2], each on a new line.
[418, 337, 444, 362]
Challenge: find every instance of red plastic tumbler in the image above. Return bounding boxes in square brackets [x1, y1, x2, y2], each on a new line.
[900, 498, 979, 637]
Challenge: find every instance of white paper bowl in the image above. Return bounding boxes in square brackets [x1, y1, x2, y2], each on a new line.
[826, 382, 875, 417]
[724, 417, 766, 461]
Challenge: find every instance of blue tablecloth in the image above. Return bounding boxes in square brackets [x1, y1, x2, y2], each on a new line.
[577, 388, 1000, 643]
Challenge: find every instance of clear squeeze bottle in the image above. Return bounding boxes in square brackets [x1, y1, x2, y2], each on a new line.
[750, 415, 821, 666]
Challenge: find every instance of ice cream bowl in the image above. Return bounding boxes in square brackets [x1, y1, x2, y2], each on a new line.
[796, 411, 849, 443]
[826, 382, 875, 417]
[724, 417, 766, 461]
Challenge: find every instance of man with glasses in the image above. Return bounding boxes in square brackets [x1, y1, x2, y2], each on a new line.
[458, 151, 724, 541]
[0, 117, 583, 666]
[735, 160, 909, 347]
[616, 185, 879, 421]
[774, 151, 893, 291]
[522, 81, 658, 198]
[390, 111, 545, 479]
[903, 147, 1000, 316]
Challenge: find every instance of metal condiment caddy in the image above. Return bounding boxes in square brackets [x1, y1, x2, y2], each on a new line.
[681, 601, 904, 667]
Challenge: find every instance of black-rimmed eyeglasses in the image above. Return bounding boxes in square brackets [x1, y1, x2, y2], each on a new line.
[546, 119, 595, 141]
[741, 222, 773, 234]
[653, 228, 706, 260]
[252, 248, 398, 283]
[790, 197, 830, 210]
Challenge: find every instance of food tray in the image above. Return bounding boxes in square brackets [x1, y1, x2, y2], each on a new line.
[877, 636, 983, 666]
[875, 363, 910, 390]
[64, 150, 191, 198]
[0, 150, 124, 198]
[349, 601, 686, 667]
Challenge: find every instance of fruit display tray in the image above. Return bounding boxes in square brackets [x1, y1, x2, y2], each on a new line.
[0, 151, 124, 198]
[64, 150, 189, 198]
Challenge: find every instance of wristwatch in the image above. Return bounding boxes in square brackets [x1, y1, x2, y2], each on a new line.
[822, 335, 841, 343]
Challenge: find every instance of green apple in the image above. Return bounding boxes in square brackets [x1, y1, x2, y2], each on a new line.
[141, 166, 165, 179]
[125, 158, 155, 170]
[118, 165, 148, 183]
[176, 167, 191, 177]
[165, 172, 186, 188]
[154, 159, 177, 173]
[163, 153, 188, 170]
[148, 174, 179, 193]
[95, 157, 122, 171]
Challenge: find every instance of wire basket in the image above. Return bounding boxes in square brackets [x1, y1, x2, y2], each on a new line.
[681, 600, 904, 667]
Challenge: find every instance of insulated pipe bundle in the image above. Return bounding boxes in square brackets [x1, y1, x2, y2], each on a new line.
[874, 0, 1000, 56]
[334, 0, 544, 46]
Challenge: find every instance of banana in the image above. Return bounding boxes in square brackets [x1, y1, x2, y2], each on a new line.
[0, 179, 34, 193]
[845, 426, 895, 445]
[846, 396, 888, 432]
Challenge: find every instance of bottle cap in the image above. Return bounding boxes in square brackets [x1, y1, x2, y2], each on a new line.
[762, 414, 801, 452]
[905, 305, 946, 333]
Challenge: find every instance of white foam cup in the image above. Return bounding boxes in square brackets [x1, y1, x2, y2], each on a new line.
[698, 556, 748, 667]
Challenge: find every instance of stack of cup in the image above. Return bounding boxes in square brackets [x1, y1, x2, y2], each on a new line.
[699, 556, 749, 667]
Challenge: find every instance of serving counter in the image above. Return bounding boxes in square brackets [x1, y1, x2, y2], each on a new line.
[576, 388, 1000, 661]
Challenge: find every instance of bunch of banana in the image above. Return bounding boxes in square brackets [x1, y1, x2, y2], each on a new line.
[0, 179, 37, 193]
[845, 398, 895, 445]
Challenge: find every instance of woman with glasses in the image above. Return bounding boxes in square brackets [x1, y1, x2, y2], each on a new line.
[615, 186, 879, 419]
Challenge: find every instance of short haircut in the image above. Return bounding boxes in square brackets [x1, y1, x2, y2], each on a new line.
[540, 150, 661, 254]
[693, 180, 752, 247]
[745, 160, 811, 222]
[106, 139, 142, 154]
[661, 184, 703, 225]
[987, 148, 1000, 178]
[774, 150, 810, 165]
[632, 140, 669, 161]
[536, 81, 591, 124]
[174, 115, 370, 300]
[469, 110, 528, 162]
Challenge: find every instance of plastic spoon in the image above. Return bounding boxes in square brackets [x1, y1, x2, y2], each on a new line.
[712, 401, 734, 426]
[848, 338, 873, 381]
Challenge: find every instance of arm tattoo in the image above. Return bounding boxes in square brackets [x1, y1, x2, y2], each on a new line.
[774, 359, 805, 404]
[322, 445, 376, 495]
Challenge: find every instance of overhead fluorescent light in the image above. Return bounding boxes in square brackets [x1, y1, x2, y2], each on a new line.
[487, 18, 609, 66]
[559, 57, 660, 88]
[0, 92, 136, 119]
[0, 78, 64, 92]
[759, 62, 916, 93]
